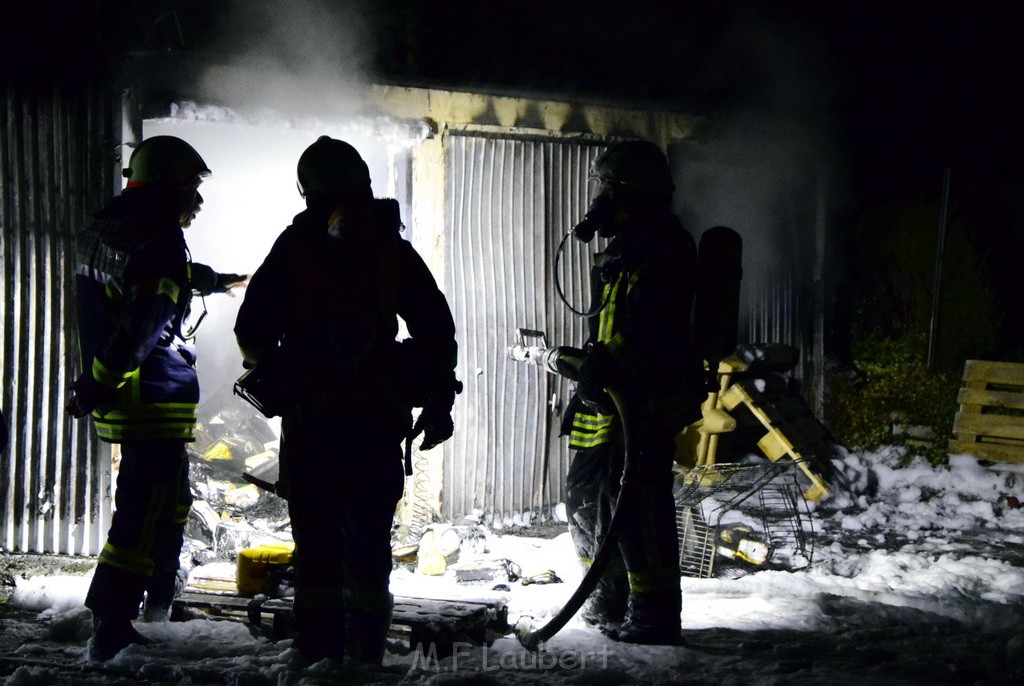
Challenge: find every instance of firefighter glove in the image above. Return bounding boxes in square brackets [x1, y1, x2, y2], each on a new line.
[214, 272, 248, 294]
[576, 343, 622, 414]
[66, 373, 116, 418]
[416, 373, 462, 450]
[418, 404, 454, 451]
[191, 263, 247, 296]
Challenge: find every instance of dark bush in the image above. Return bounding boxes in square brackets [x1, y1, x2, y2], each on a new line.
[827, 331, 959, 465]
[825, 201, 998, 464]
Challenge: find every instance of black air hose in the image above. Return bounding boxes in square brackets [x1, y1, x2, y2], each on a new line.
[516, 386, 639, 650]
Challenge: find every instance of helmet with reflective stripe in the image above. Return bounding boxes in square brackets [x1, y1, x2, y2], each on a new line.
[297, 136, 372, 201]
[591, 140, 675, 201]
[123, 136, 211, 189]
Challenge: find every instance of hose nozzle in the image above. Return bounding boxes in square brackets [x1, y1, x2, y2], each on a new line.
[507, 344, 563, 375]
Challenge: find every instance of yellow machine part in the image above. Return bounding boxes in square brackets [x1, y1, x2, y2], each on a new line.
[236, 542, 295, 596]
[675, 355, 746, 474]
[674, 353, 830, 502]
[720, 383, 829, 502]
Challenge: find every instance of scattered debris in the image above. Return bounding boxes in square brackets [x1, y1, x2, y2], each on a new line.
[520, 570, 561, 586]
[448, 559, 521, 584]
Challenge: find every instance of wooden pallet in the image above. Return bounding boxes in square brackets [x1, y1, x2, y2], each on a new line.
[172, 588, 510, 652]
[950, 360, 1024, 463]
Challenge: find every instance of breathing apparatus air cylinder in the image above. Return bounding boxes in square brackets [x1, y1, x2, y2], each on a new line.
[694, 226, 744, 366]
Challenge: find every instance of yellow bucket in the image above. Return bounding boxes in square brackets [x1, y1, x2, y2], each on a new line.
[236, 542, 295, 596]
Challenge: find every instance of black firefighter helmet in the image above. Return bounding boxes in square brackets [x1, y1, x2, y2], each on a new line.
[591, 139, 675, 202]
[123, 135, 211, 189]
[296, 135, 372, 202]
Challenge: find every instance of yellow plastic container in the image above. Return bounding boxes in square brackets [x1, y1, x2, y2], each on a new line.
[236, 542, 295, 596]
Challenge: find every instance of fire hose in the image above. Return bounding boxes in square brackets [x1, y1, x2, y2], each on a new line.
[508, 339, 641, 650]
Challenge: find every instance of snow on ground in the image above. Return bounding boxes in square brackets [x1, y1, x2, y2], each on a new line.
[3, 447, 1024, 685]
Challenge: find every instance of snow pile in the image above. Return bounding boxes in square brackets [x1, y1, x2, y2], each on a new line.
[3, 448, 1024, 685]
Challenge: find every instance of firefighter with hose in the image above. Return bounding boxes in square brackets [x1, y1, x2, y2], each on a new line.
[547, 140, 706, 645]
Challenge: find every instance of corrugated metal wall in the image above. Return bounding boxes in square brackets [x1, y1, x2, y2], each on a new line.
[672, 143, 826, 408]
[0, 78, 117, 555]
[444, 133, 604, 521]
[745, 274, 801, 349]
[740, 167, 826, 398]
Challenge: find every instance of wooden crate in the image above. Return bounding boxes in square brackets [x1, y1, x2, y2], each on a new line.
[949, 360, 1024, 463]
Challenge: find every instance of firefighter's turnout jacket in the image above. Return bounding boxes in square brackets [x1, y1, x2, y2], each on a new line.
[233, 200, 456, 662]
[73, 190, 210, 442]
[233, 201, 457, 424]
[562, 209, 704, 450]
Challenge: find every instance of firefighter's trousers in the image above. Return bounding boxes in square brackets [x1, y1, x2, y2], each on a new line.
[280, 411, 405, 664]
[565, 429, 681, 625]
[86, 440, 192, 621]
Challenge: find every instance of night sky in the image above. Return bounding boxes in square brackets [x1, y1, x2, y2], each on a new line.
[4, 0, 1023, 350]
[6, 1, 1022, 208]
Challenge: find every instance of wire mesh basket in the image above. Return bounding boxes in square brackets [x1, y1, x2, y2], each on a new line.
[674, 461, 814, 579]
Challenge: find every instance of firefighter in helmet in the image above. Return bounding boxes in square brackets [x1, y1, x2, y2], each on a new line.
[233, 136, 458, 664]
[67, 135, 246, 661]
[562, 140, 705, 644]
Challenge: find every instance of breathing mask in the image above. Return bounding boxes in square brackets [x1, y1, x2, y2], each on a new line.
[571, 190, 618, 243]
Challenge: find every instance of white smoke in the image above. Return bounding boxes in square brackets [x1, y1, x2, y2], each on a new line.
[193, 0, 374, 121]
[671, 3, 851, 344]
[135, 1, 431, 418]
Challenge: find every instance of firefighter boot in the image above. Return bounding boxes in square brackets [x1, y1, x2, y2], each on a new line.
[90, 616, 152, 661]
[579, 564, 628, 631]
[85, 563, 153, 660]
[611, 590, 682, 646]
[294, 605, 346, 663]
[345, 592, 394, 665]
[142, 568, 187, 622]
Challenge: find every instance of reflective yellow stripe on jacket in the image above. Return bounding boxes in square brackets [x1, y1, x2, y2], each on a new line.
[91, 356, 134, 389]
[569, 410, 616, 449]
[92, 402, 198, 442]
[570, 273, 629, 450]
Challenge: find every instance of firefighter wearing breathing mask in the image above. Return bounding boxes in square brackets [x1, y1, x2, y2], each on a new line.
[233, 136, 458, 665]
[562, 140, 705, 645]
[66, 135, 246, 661]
